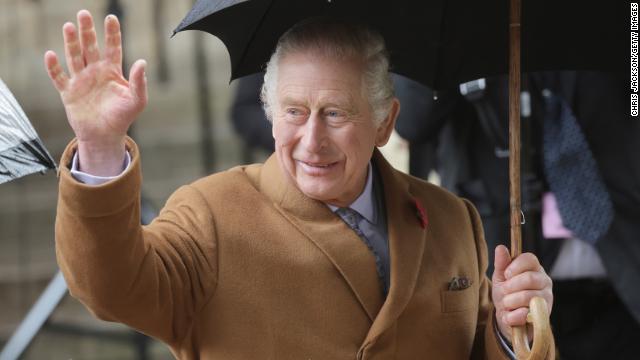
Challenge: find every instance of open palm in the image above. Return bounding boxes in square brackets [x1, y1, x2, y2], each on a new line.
[44, 10, 147, 146]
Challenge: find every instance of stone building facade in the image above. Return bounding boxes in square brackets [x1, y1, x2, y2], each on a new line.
[1, 0, 242, 358]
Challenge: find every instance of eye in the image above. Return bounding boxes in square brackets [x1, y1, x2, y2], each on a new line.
[286, 108, 302, 116]
[324, 109, 348, 124]
[283, 107, 307, 124]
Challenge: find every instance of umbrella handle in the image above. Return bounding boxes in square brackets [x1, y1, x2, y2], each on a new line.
[512, 296, 552, 360]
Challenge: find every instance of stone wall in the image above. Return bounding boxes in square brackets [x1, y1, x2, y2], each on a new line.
[0, 0, 243, 358]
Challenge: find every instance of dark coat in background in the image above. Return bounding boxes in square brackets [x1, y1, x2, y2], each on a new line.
[230, 73, 274, 153]
[394, 71, 640, 358]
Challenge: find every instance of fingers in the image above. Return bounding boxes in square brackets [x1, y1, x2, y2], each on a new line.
[63, 22, 85, 75]
[501, 307, 530, 326]
[58, 10, 121, 78]
[501, 274, 554, 316]
[492, 245, 511, 283]
[77, 10, 100, 65]
[502, 271, 551, 294]
[104, 14, 123, 71]
[504, 252, 543, 280]
[129, 59, 148, 109]
[44, 51, 69, 92]
[502, 288, 551, 310]
[495, 251, 554, 328]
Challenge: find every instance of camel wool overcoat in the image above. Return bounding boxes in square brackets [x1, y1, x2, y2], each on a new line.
[55, 138, 553, 359]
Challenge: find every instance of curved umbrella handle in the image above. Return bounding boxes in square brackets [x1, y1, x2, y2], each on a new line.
[512, 296, 552, 360]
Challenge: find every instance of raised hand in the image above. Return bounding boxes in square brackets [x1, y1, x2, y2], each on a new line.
[44, 10, 147, 176]
[492, 245, 553, 343]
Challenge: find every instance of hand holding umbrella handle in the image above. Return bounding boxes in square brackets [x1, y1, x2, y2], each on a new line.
[512, 296, 552, 360]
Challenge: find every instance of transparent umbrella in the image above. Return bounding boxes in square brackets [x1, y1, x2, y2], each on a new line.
[0, 78, 57, 184]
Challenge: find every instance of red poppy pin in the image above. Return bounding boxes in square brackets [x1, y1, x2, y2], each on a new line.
[413, 198, 428, 229]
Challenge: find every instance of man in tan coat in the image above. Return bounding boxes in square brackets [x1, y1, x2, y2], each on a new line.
[45, 10, 554, 359]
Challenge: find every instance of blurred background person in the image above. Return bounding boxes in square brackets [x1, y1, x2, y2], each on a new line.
[394, 71, 640, 360]
[230, 72, 274, 164]
[392, 74, 438, 180]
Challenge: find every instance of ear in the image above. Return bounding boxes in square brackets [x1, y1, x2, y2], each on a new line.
[272, 117, 276, 139]
[270, 109, 277, 139]
[375, 97, 401, 147]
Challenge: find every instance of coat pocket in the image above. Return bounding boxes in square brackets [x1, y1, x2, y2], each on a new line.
[440, 287, 476, 313]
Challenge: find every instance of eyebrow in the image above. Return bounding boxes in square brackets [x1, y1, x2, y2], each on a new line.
[322, 100, 352, 108]
[278, 93, 358, 113]
[279, 96, 307, 106]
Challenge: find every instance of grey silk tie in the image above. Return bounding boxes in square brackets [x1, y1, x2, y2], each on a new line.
[542, 90, 614, 244]
[336, 207, 388, 295]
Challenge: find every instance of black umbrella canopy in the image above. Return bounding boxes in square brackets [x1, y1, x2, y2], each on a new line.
[0, 79, 57, 184]
[174, 0, 627, 90]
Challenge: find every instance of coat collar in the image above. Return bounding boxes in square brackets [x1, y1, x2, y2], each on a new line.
[258, 150, 427, 332]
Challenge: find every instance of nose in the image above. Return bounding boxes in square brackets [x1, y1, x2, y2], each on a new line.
[301, 113, 328, 152]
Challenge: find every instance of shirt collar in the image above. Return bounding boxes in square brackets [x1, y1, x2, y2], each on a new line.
[328, 163, 376, 224]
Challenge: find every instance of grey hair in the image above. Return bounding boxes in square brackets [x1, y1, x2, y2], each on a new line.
[260, 18, 395, 125]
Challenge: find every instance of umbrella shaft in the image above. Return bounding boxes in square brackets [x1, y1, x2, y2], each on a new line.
[509, 0, 522, 259]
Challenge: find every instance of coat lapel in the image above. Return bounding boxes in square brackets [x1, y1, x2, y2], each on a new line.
[258, 155, 384, 322]
[256, 150, 427, 332]
[362, 150, 427, 345]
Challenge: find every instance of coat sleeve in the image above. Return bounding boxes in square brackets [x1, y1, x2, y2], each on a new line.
[464, 199, 556, 360]
[55, 137, 218, 347]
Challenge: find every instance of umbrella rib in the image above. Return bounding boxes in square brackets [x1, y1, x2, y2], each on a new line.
[232, 0, 277, 78]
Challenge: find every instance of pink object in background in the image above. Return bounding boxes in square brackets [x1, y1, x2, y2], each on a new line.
[542, 192, 574, 239]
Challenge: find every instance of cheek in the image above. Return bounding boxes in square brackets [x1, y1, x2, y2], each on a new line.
[273, 120, 297, 148]
[342, 128, 376, 159]
[273, 121, 302, 174]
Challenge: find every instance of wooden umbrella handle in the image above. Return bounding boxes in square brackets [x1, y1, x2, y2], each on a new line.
[512, 297, 552, 360]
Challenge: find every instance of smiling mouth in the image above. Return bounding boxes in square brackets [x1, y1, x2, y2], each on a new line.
[298, 160, 338, 174]
[302, 161, 335, 168]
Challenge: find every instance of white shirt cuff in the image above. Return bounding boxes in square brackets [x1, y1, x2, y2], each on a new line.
[69, 151, 131, 185]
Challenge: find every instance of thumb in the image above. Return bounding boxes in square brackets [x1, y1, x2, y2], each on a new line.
[129, 59, 148, 108]
[492, 245, 511, 283]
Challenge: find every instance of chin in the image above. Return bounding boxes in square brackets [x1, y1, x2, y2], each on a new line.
[298, 181, 338, 202]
